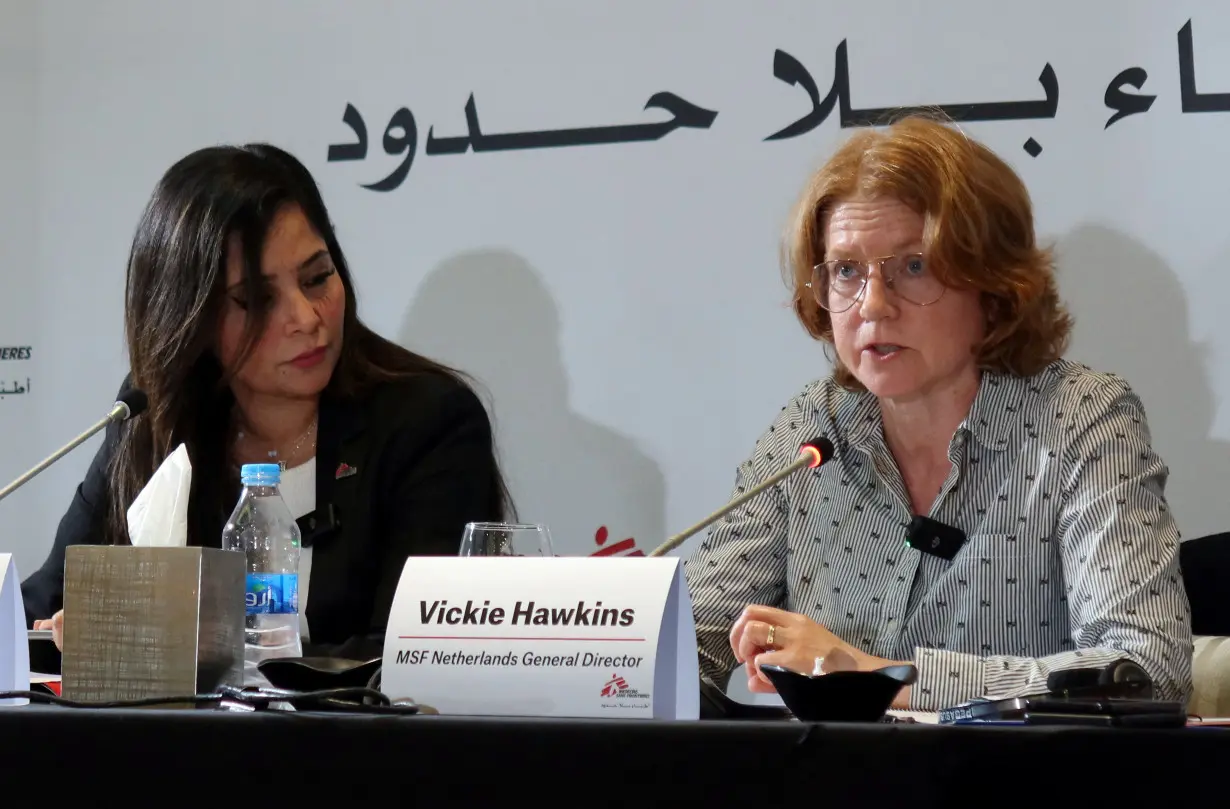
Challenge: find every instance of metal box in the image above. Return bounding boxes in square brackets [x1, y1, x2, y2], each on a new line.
[61, 546, 245, 704]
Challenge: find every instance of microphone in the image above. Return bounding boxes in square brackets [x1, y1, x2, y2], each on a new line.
[0, 388, 148, 503]
[647, 436, 835, 558]
[904, 515, 967, 561]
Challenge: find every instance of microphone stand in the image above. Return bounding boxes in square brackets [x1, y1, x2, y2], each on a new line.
[0, 401, 134, 503]
[648, 450, 821, 557]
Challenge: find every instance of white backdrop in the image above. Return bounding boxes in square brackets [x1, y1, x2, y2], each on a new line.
[2, 1, 1230, 589]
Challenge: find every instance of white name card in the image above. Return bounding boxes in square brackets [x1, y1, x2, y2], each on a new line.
[0, 554, 30, 705]
[381, 557, 699, 719]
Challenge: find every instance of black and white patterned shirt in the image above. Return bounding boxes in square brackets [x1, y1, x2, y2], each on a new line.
[684, 359, 1193, 711]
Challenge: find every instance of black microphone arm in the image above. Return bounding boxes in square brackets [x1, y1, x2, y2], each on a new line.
[647, 436, 835, 558]
[0, 388, 148, 503]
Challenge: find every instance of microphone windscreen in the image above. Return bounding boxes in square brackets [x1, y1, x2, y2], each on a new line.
[117, 388, 149, 419]
[802, 436, 835, 462]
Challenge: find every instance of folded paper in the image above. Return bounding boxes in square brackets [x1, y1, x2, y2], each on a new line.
[0, 554, 30, 704]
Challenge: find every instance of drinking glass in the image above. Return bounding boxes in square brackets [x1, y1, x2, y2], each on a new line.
[459, 522, 555, 557]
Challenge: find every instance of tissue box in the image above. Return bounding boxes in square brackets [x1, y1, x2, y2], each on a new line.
[60, 546, 245, 705]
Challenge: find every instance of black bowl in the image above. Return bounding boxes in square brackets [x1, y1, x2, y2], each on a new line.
[256, 656, 382, 693]
[758, 663, 918, 722]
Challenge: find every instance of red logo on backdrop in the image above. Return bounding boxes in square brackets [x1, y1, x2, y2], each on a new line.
[589, 526, 644, 557]
[601, 673, 630, 697]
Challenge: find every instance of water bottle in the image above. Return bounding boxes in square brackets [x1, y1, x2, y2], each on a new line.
[222, 462, 303, 685]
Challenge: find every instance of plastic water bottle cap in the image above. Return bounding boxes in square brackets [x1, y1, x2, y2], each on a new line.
[240, 463, 282, 486]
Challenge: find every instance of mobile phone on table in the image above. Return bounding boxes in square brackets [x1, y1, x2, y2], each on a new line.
[942, 695, 1186, 727]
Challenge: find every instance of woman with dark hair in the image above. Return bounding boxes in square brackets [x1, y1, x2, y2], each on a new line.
[23, 143, 513, 660]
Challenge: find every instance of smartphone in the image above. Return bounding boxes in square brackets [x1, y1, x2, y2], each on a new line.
[940, 696, 1029, 723]
[1024, 710, 1186, 728]
[1023, 697, 1186, 717]
[941, 695, 1186, 726]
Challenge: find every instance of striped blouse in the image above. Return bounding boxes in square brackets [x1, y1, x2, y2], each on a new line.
[683, 358, 1193, 711]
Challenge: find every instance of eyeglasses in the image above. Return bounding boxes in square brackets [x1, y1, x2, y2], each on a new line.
[805, 253, 947, 313]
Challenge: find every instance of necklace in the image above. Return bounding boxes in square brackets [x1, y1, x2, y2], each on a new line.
[234, 416, 318, 472]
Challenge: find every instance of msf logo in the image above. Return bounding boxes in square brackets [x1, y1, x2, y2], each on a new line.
[601, 674, 630, 698]
[589, 526, 644, 558]
[599, 671, 650, 705]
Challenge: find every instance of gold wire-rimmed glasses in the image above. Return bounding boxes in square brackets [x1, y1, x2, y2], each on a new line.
[804, 253, 947, 313]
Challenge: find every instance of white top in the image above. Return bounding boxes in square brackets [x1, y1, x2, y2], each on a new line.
[277, 458, 316, 643]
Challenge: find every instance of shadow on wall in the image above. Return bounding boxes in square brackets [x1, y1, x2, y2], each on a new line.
[399, 249, 667, 557]
[1055, 223, 1230, 542]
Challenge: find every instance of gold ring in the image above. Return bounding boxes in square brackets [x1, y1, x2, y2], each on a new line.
[766, 624, 776, 647]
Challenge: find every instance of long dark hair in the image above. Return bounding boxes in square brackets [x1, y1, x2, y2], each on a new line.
[106, 143, 513, 544]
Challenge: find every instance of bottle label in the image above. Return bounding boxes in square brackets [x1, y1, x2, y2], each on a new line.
[244, 573, 299, 615]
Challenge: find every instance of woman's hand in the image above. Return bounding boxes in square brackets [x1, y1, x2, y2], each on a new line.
[729, 605, 880, 693]
[33, 610, 64, 651]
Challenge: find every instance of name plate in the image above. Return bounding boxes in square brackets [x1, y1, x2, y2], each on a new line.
[380, 557, 699, 719]
[0, 554, 30, 705]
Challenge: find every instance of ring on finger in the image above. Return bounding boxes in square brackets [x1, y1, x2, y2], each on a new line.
[766, 624, 777, 648]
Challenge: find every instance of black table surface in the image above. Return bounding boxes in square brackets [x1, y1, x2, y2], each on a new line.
[3, 706, 1226, 805]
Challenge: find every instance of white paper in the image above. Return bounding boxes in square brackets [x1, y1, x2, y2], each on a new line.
[657, 562, 701, 719]
[380, 557, 700, 720]
[888, 710, 939, 724]
[0, 554, 30, 705]
[127, 443, 192, 547]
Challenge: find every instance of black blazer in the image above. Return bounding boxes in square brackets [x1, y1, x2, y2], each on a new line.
[22, 371, 505, 667]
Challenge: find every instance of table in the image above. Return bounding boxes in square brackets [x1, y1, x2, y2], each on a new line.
[3, 707, 1226, 805]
